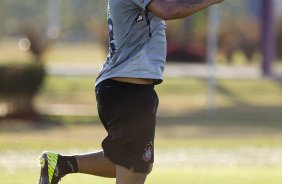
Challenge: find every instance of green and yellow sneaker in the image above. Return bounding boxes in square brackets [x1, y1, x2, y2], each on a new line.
[38, 152, 65, 184]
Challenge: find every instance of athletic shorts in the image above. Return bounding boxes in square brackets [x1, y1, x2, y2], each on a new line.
[95, 79, 159, 173]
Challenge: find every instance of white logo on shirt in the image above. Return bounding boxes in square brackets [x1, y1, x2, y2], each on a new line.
[137, 14, 143, 22]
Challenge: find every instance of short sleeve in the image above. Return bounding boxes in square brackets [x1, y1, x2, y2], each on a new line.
[131, 0, 153, 10]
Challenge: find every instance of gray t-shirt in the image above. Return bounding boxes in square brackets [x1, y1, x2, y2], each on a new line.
[96, 0, 166, 85]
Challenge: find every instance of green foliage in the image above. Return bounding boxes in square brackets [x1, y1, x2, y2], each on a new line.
[0, 0, 47, 36]
[0, 62, 46, 118]
[0, 63, 45, 97]
[0, 0, 107, 42]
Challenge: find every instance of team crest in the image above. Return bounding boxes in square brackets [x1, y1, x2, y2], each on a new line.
[136, 12, 143, 22]
[143, 142, 153, 162]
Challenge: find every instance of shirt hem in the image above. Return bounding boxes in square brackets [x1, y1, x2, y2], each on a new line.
[95, 74, 163, 86]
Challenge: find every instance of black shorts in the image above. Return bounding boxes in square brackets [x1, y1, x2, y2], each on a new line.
[95, 79, 159, 173]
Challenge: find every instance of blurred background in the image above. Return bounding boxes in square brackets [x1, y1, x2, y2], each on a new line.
[1, 0, 282, 184]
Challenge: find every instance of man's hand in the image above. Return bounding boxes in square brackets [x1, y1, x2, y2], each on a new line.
[148, 0, 224, 20]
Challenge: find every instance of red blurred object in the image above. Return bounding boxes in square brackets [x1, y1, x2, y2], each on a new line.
[167, 41, 206, 63]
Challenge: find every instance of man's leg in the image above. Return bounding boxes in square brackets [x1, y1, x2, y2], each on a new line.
[38, 151, 116, 184]
[75, 151, 116, 178]
[77, 152, 153, 184]
[116, 164, 152, 184]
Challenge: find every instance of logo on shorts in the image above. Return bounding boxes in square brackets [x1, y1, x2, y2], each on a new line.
[140, 0, 144, 3]
[143, 142, 153, 162]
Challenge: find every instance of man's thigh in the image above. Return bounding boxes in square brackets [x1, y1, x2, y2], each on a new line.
[96, 79, 158, 173]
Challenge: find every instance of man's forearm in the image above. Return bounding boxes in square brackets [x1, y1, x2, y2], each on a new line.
[168, 0, 216, 19]
[148, 0, 223, 20]
[176, 0, 211, 8]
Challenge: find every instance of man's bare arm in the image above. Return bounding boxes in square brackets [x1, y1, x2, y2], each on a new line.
[148, 0, 224, 20]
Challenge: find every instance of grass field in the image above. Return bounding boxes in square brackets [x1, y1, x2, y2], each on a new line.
[2, 167, 282, 184]
[36, 76, 282, 114]
[1, 122, 282, 184]
[1, 71, 282, 183]
[0, 39, 106, 64]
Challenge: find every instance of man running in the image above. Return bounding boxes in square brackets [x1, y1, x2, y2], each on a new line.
[38, 0, 224, 184]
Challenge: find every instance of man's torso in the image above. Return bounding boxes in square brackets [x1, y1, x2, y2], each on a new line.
[96, 0, 167, 85]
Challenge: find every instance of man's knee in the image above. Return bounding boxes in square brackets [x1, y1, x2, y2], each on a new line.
[147, 164, 153, 174]
[116, 165, 148, 184]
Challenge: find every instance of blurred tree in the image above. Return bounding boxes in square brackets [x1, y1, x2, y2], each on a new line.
[0, 0, 280, 62]
[0, 21, 53, 121]
[24, 22, 53, 62]
[0, 0, 47, 37]
[166, 11, 208, 62]
[0, 0, 107, 42]
[166, 0, 262, 63]
[218, 0, 261, 63]
[57, 0, 107, 42]
[0, 63, 45, 120]
[218, 17, 260, 63]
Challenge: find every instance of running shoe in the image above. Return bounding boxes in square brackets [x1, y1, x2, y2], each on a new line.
[38, 152, 65, 184]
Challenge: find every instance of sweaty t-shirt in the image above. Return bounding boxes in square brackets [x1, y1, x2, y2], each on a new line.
[96, 0, 167, 85]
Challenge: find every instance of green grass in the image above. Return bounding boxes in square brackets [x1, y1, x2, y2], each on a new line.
[37, 76, 97, 105]
[1, 123, 282, 151]
[148, 167, 282, 184]
[2, 74, 282, 184]
[1, 115, 282, 184]
[1, 39, 282, 183]
[2, 167, 282, 184]
[0, 40, 106, 64]
[36, 76, 282, 113]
